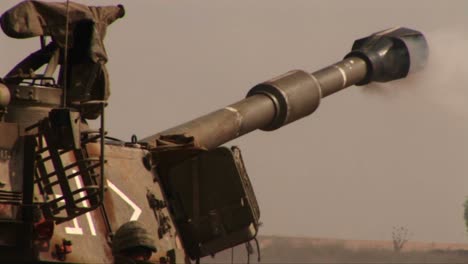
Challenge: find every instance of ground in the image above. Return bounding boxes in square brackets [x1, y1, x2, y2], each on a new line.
[202, 236, 468, 263]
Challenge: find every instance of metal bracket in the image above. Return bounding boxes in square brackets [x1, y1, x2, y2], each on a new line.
[146, 190, 171, 238]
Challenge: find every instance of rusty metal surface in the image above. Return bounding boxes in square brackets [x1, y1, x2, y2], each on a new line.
[7, 84, 62, 106]
[36, 143, 183, 263]
[0, 122, 18, 150]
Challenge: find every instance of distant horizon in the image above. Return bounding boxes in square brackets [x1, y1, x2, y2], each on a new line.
[257, 234, 468, 246]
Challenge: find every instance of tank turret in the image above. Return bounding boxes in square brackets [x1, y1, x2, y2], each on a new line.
[0, 1, 428, 263]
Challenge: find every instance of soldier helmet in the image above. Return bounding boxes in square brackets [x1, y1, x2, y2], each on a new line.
[112, 221, 157, 254]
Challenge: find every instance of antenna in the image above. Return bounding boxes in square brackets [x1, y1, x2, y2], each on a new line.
[62, 0, 70, 107]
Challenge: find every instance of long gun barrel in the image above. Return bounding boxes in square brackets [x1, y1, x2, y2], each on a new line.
[143, 27, 428, 149]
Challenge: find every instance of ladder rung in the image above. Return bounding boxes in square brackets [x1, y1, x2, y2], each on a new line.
[0, 190, 22, 195]
[25, 122, 40, 131]
[0, 200, 21, 205]
[74, 192, 100, 204]
[38, 164, 102, 189]
[41, 179, 61, 190]
[37, 147, 50, 153]
[50, 192, 100, 214]
[62, 158, 100, 171]
[0, 193, 22, 197]
[71, 186, 100, 196]
[38, 149, 71, 162]
[45, 171, 58, 178]
[42, 157, 101, 180]
[82, 134, 103, 144]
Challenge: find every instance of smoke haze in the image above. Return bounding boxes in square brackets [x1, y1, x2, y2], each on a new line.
[364, 27, 468, 118]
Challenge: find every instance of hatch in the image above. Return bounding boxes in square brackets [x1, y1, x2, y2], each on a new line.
[158, 146, 260, 260]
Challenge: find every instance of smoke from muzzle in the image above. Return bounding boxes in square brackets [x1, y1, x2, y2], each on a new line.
[362, 27, 468, 117]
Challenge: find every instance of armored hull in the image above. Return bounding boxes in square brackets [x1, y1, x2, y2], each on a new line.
[0, 1, 428, 263]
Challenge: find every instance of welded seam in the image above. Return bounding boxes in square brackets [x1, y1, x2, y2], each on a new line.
[224, 106, 243, 136]
[309, 73, 322, 105]
[333, 65, 347, 88]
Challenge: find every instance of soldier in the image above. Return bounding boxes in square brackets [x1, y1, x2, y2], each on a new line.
[112, 221, 157, 264]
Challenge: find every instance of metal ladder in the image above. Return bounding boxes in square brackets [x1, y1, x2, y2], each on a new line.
[26, 104, 106, 224]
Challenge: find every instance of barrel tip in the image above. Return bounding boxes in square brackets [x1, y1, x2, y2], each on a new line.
[345, 27, 428, 85]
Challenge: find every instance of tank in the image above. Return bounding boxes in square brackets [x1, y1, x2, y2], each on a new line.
[0, 1, 428, 263]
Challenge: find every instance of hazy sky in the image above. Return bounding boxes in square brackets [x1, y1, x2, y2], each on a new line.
[1, 0, 468, 243]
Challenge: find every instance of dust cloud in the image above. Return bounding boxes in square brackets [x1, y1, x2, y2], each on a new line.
[362, 27, 468, 117]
